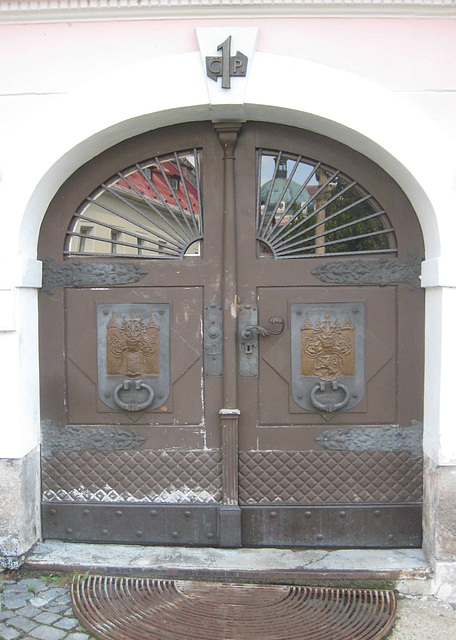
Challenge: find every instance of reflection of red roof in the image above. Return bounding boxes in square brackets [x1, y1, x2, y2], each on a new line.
[117, 161, 199, 213]
[306, 185, 318, 197]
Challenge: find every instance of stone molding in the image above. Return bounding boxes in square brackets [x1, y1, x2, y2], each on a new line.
[1, 0, 455, 24]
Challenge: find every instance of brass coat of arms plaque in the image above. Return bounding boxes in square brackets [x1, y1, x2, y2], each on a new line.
[97, 303, 170, 412]
[291, 303, 365, 413]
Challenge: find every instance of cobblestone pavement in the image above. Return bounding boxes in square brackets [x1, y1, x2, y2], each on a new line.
[0, 576, 92, 640]
[2, 572, 456, 639]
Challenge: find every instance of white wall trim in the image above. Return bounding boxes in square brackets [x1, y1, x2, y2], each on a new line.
[2, 44, 453, 464]
[1, 0, 456, 24]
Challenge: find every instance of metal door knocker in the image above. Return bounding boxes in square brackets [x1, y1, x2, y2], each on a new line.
[114, 379, 155, 412]
[97, 303, 170, 412]
[291, 303, 365, 412]
[310, 380, 350, 413]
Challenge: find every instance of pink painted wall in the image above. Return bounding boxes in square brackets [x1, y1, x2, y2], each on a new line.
[1, 19, 455, 94]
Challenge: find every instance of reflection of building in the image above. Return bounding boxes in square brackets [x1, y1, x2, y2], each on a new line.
[68, 155, 202, 258]
[258, 152, 393, 258]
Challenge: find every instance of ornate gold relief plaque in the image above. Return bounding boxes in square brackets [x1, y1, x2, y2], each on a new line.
[301, 313, 354, 381]
[107, 313, 159, 379]
[291, 303, 365, 412]
[97, 303, 170, 412]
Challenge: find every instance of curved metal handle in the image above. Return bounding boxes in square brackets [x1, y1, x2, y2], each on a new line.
[242, 316, 285, 339]
[310, 380, 350, 413]
[114, 378, 155, 412]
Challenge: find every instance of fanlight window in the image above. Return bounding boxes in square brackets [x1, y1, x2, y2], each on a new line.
[257, 150, 396, 258]
[66, 150, 202, 258]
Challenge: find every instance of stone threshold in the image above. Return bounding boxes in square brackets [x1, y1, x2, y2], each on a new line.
[26, 541, 431, 585]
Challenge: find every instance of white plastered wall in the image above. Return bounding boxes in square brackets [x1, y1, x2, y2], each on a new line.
[1, 25, 456, 591]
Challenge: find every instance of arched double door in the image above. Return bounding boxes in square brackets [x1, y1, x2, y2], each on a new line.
[39, 122, 424, 548]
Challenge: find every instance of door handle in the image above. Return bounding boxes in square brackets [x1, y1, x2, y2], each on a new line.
[241, 316, 285, 340]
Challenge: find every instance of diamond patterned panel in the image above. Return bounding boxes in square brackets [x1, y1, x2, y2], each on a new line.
[239, 450, 423, 504]
[42, 450, 222, 504]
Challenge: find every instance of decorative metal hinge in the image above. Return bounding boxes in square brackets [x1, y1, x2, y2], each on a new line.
[311, 252, 422, 291]
[42, 256, 148, 294]
[204, 303, 223, 377]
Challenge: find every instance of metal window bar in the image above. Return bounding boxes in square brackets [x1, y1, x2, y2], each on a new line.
[101, 178, 192, 246]
[154, 156, 196, 241]
[136, 159, 202, 247]
[273, 195, 379, 254]
[257, 150, 283, 236]
[275, 248, 396, 259]
[173, 151, 202, 237]
[66, 149, 203, 260]
[194, 150, 203, 236]
[297, 208, 388, 250]
[271, 175, 353, 250]
[263, 161, 322, 243]
[261, 153, 303, 238]
[275, 227, 394, 257]
[264, 168, 340, 247]
[111, 170, 190, 248]
[65, 231, 181, 258]
[69, 211, 184, 254]
[257, 150, 397, 258]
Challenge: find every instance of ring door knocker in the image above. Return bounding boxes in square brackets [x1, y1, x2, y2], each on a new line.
[98, 303, 170, 413]
[114, 378, 155, 412]
[309, 380, 350, 413]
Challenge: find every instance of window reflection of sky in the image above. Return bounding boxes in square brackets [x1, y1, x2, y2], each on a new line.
[261, 155, 318, 187]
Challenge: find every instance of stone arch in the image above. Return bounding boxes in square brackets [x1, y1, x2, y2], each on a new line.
[13, 48, 450, 560]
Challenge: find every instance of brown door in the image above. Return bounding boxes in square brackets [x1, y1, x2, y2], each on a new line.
[39, 122, 424, 548]
[234, 124, 424, 547]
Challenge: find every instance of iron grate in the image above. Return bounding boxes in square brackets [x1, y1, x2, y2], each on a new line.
[71, 576, 397, 640]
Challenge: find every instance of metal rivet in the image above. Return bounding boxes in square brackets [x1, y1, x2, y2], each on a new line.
[374, 510, 381, 518]
[353, 308, 359, 314]
[103, 309, 109, 315]
[207, 532, 214, 539]
[171, 531, 179, 539]
[296, 311, 302, 316]
[388, 534, 395, 542]
[83, 509, 89, 517]
[316, 534, 323, 541]
[159, 310, 165, 315]
[157, 394, 163, 399]
[352, 393, 359, 399]
[297, 394, 303, 400]
[305, 511, 312, 518]
[136, 531, 143, 537]
[150, 510, 158, 517]
[269, 512, 278, 519]
[210, 303, 216, 308]
[104, 392, 111, 399]
[116, 510, 123, 517]
[102, 529, 109, 536]
[49, 508, 56, 516]
[245, 304, 251, 309]
[218, 306, 222, 311]
[184, 511, 191, 518]
[340, 511, 346, 518]
[66, 528, 73, 534]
